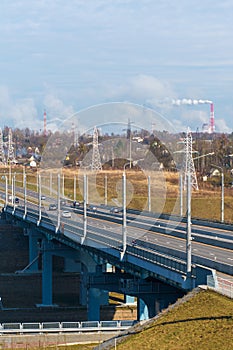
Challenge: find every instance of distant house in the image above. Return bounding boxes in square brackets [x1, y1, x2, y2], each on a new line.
[210, 168, 220, 177]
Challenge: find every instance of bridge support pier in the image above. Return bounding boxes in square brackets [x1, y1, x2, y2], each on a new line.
[28, 229, 41, 271]
[76, 251, 109, 320]
[88, 287, 108, 321]
[39, 240, 54, 307]
[137, 298, 149, 320]
[138, 290, 184, 320]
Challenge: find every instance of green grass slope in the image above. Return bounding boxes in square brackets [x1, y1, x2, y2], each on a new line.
[105, 289, 233, 350]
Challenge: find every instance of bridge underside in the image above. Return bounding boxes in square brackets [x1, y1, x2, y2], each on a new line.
[3, 212, 215, 321]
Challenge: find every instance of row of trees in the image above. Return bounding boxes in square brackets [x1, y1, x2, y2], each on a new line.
[4, 126, 233, 181]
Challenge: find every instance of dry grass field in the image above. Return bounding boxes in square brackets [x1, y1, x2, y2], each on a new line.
[108, 289, 233, 350]
[2, 166, 233, 223]
[62, 168, 233, 223]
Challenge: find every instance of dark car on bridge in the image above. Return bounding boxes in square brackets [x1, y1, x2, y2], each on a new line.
[88, 204, 98, 213]
[72, 201, 82, 208]
[49, 204, 57, 211]
[110, 207, 122, 214]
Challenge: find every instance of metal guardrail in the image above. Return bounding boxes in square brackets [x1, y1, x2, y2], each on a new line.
[215, 277, 233, 299]
[207, 275, 233, 299]
[0, 320, 136, 334]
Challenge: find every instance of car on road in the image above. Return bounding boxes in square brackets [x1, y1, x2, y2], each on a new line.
[62, 210, 71, 218]
[8, 196, 19, 204]
[49, 204, 57, 211]
[110, 207, 122, 213]
[41, 195, 46, 200]
[88, 204, 98, 213]
[71, 201, 81, 208]
[60, 199, 66, 206]
[131, 239, 137, 246]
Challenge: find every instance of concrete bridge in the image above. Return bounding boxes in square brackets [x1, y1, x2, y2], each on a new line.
[2, 194, 233, 322]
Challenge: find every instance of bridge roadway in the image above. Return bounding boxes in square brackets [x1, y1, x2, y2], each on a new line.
[2, 188, 233, 320]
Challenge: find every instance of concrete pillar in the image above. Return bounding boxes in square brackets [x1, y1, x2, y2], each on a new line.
[41, 240, 53, 306]
[139, 290, 184, 319]
[79, 264, 88, 306]
[88, 288, 108, 321]
[79, 252, 110, 319]
[88, 288, 100, 321]
[137, 297, 149, 321]
[141, 295, 161, 318]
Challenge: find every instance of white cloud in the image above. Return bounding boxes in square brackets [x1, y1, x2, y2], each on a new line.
[43, 94, 75, 120]
[104, 75, 175, 104]
[0, 1, 233, 132]
[0, 85, 40, 129]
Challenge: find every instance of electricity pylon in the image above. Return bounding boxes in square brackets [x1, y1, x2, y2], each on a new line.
[91, 126, 102, 171]
[0, 128, 5, 164]
[183, 128, 198, 190]
[7, 128, 15, 164]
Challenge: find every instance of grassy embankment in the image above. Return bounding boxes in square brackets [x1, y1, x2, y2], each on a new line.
[18, 289, 233, 350]
[106, 289, 233, 350]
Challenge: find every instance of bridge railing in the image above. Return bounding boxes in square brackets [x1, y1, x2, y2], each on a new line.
[207, 275, 233, 299]
[216, 277, 233, 299]
[4, 204, 192, 277]
[0, 320, 137, 334]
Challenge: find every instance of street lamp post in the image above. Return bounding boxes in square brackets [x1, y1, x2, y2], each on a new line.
[184, 152, 214, 278]
[179, 172, 183, 217]
[37, 174, 42, 226]
[148, 175, 151, 212]
[123, 162, 130, 172]
[5, 175, 8, 208]
[11, 174, 14, 207]
[12, 174, 16, 213]
[74, 175, 76, 201]
[186, 172, 192, 274]
[56, 174, 61, 232]
[121, 171, 127, 260]
[62, 173, 65, 198]
[120, 162, 131, 260]
[23, 173, 27, 219]
[211, 164, 224, 223]
[121, 159, 144, 259]
[104, 175, 108, 206]
[81, 174, 87, 244]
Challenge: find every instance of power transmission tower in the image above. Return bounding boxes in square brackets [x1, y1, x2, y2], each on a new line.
[183, 128, 198, 190]
[0, 128, 5, 164]
[7, 128, 15, 164]
[91, 126, 102, 171]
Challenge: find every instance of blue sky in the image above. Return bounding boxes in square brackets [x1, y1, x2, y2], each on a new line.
[0, 0, 233, 133]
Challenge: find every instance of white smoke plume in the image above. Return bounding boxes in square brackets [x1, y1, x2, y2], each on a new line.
[172, 98, 212, 106]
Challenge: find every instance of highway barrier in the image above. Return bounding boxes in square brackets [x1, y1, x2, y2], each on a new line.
[0, 320, 136, 334]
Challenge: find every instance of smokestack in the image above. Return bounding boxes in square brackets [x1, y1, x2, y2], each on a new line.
[209, 103, 215, 133]
[43, 110, 47, 136]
